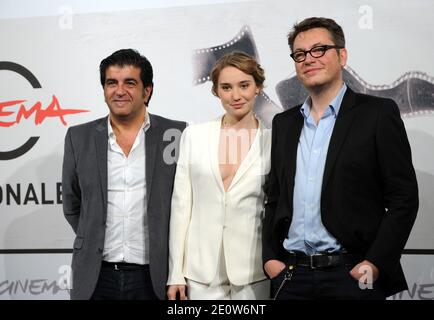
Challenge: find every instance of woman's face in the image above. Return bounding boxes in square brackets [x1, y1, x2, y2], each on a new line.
[216, 66, 260, 119]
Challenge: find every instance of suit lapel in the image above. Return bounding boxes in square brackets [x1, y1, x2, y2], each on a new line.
[95, 117, 108, 213]
[228, 120, 263, 190]
[209, 118, 225, 193]
[286, 111, 304, 195]
[322, 88, 357, 193]
[145, 113, 159, 206]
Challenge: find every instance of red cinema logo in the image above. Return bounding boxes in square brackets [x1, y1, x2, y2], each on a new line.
[0, 61, 88, 160]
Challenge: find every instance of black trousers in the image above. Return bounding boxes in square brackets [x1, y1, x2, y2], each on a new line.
[271, 263, 386, 300]
[91, 262, 159, 300]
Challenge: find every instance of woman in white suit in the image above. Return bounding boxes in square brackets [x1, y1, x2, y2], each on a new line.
[167, 51, 271, 300]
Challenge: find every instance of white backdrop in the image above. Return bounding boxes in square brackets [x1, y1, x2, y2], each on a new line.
[1, 0, 433, 299]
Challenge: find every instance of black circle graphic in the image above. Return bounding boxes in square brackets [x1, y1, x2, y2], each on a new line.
[0, 61, 41, 160]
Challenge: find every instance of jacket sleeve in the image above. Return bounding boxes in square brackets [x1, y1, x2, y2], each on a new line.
[365, 99, 418, 274]
[62, 127, 81, 234]
[262, 115, 281, 266]
[167, 127, 193, 285]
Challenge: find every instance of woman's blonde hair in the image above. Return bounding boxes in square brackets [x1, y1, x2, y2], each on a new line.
[210, 51, 265, 96]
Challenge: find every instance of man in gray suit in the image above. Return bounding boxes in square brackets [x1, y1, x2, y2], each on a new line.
[62, 49, 186, 300]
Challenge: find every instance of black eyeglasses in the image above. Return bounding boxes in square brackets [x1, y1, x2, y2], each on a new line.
[290, 45, 343, 62]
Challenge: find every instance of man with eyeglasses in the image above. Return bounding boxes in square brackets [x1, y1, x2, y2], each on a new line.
[262, 17, 418, 299]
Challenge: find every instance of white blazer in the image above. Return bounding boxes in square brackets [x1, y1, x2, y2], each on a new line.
[167, 116, 271, 286]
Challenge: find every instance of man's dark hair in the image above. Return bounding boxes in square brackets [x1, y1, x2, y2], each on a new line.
[287, 17, 345, 52]
[99, 48, 154, 105]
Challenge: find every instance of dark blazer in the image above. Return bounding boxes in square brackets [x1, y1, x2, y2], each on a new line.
[262, 88, 418, 296]
[62, 113, 186, 300]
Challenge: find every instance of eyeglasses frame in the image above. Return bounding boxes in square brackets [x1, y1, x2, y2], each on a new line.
[290, 44, 344, 63]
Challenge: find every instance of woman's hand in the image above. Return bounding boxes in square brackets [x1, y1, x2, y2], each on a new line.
[167, 284, 188, 300]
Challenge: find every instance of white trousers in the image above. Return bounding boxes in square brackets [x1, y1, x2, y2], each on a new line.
[187, 245, 270, 300]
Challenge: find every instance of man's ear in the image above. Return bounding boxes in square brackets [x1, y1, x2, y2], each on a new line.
[339, 47, 348, 68]
[143, 85, 153, 105]
[143, 85, 152, 98]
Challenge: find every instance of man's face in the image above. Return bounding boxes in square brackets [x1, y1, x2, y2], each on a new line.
[103, 65, 151, 121]
[293, 27, 347, 91]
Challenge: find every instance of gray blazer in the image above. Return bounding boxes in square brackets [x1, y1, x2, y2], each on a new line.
[62, 113, 186, 300]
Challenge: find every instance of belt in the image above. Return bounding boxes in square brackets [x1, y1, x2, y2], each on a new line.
[283, 252, 362, 269]
[101, 261, 147, 271]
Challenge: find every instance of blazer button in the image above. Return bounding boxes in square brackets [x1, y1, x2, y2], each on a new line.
[97, 248, 103, 253]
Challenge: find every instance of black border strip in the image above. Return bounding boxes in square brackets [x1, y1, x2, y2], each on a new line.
[0, 249, 433, 254]
[402, 249, 434, 255]
[0, 249, 72, 254]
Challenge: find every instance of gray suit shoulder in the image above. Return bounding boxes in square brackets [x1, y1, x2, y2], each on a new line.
[67, 116, 107, 133]
[150, 113, 187, 131]
[67, 114, 187, 135]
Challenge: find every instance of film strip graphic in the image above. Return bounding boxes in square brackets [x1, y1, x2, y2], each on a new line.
[192, 25, 282, 128]
[193, 25, 434, 122]
[277, 66, 434, 117]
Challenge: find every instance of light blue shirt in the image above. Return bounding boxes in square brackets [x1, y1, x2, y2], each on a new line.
[283, 84, 347, 255]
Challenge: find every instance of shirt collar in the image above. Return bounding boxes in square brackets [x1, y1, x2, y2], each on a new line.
[107, 111, 151, 143]
[300, 83, 347, 120]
